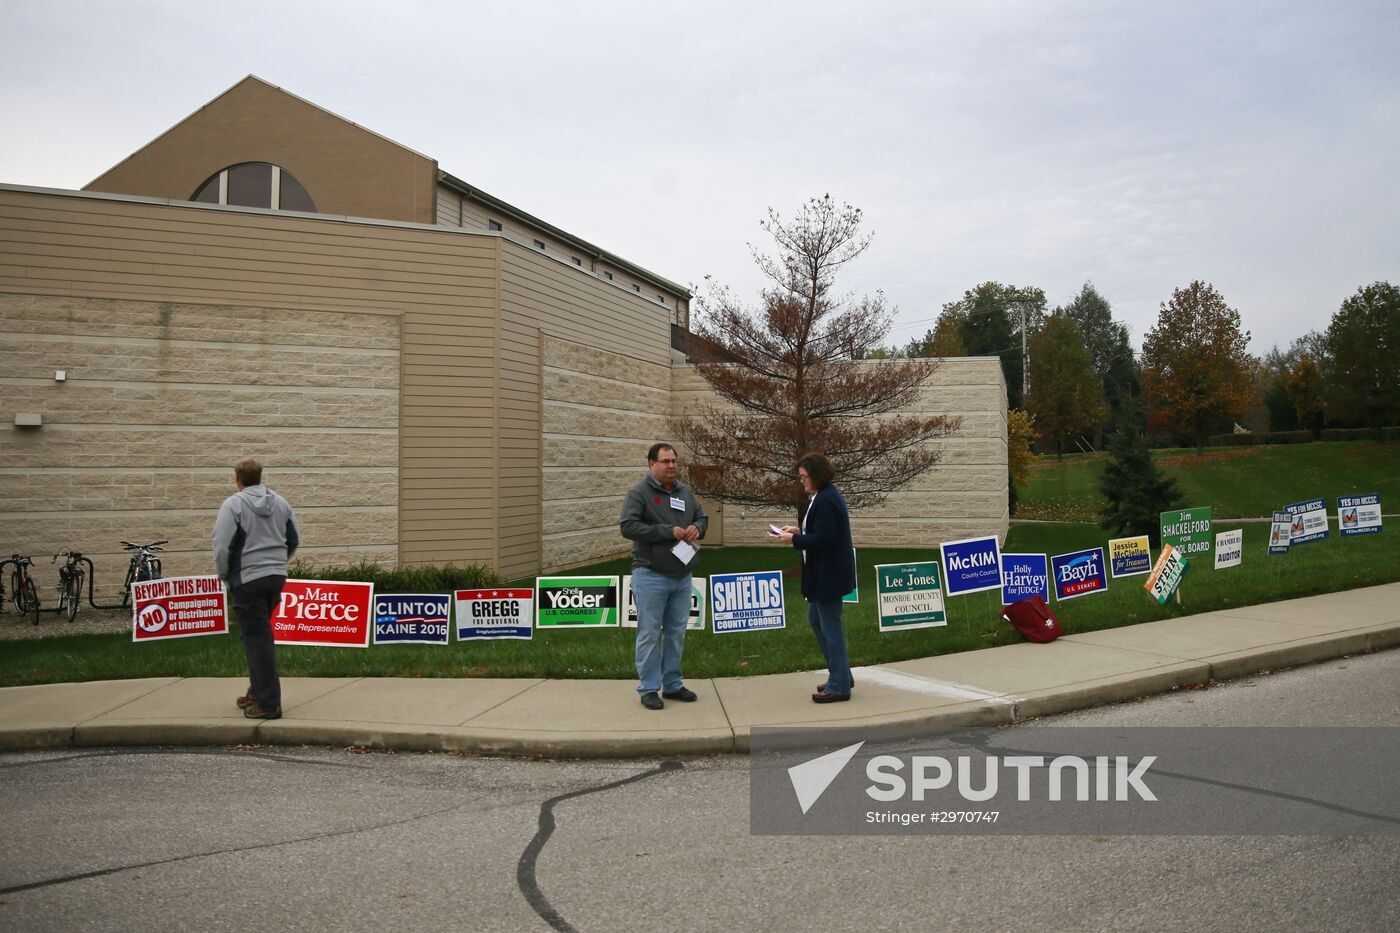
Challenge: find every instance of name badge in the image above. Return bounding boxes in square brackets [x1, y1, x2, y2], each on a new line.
[670, 497, 686, 511]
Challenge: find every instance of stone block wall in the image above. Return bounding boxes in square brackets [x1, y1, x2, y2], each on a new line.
[670, 357, 1009, 551]
[1, 294, 400, 599]
[540, 335, 672, 570]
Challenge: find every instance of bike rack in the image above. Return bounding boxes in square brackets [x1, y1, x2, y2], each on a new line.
[86, 555, 137, 610]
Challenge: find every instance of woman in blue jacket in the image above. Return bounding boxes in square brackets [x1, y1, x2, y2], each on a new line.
[779, 452, 856, 703]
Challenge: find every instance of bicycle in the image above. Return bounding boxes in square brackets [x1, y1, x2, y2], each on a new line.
[53, 549, 91, 623]
[3, 554, 41, 626]
[119, 540, 166, 607]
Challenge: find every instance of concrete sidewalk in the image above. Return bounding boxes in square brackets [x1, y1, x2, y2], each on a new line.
[3, 583, 1398, 758]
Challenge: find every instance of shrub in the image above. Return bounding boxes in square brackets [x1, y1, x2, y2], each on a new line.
[1209, 430, 1312, 447]
[286, 559, 503, 592]
[1321, 427, 1384, 442]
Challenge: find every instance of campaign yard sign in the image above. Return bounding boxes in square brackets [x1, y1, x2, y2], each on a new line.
[1000, 553, 1050, 605]
[1213, 530, 1243, 570]
[373, 594, 450, 645]
[1283, 498, 1329, 546]
[710, 571, 786, 634]
[1160, 507, 1213, 559]
[1050, 547, 1108, 601]
[843, 549, 859, 604]
[940, 535, 1003, 596]
[1107, 536, 1152, 578]
[273, 580, 374, 647]
[1338, 494, 1382, 538]
[1268, 511, 1293, 555]
[535, 577, 618, 628]
[456, 588, 533, 640]
[875, 562, 946, 631]
[620, 576, 707, 631]
[1145, 544, 1190, 605]
[132, 575, 227, 642]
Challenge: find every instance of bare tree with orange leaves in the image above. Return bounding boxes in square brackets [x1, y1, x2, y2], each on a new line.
[676, 196, 962, 520]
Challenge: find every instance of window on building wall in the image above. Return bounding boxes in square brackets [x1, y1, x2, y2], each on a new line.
[633, 284, 641, 293]
[190, 163, 315, 212]
[657, 294, 666, 304]
[603, 271, 614, 281]
[488, 219, 502, 231]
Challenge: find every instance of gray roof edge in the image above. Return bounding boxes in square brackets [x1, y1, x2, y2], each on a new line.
[2, 181, 478, 234]
[438, 171, 692, 299]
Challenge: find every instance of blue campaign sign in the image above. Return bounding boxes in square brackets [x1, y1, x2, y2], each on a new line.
[710, 571, 786, 634]
[1282, 497, 1329, 546]
[1000, 553, 1050, 605]
[373, 594, 450, 645]
[940, 535, 1003, 596]
[1338, 493, 1382, 538]
[1050, 547, 1108, 601]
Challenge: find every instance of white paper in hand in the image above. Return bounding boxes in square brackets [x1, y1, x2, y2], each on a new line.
[768, 524, 783, 538]
[672, 539, 698, 565]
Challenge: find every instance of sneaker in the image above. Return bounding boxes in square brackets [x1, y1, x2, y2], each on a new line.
[236, 689, 255, 710]
[661, 687, 698, 702]
[244, 704, 283, 720]
[640, 691, 664, 711]
[811, 690, 851, 704]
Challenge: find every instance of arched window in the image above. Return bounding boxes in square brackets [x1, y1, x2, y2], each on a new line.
[191, 163, 315, 212]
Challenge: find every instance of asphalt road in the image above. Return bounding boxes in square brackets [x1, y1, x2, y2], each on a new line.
[2, 650, 1398, 932]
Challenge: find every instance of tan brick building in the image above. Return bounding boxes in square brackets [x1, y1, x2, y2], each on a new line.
[0, 77, 1006, 596]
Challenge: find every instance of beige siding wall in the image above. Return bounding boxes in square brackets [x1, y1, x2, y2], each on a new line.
[499, 239, 677, 576]
[0, 187, 498, 591]
[670, 358, 1010, 549]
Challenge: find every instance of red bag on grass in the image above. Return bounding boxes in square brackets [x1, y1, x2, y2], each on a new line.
[1000, 595, 1062, 643]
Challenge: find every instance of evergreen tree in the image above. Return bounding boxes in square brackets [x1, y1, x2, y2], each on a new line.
[1099, 401, 1182, 545]
[1057, 282, 1139, 443]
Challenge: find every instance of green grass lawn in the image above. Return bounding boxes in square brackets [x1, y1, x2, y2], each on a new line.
[2, 519, 1395, 687]
[1018, 441, 1400, 521]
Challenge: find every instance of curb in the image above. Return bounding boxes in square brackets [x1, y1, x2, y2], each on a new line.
[4, 631, 1395, 758]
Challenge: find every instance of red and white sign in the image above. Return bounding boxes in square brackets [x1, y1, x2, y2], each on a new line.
[132, 575, 228, 642]
[272, 579, 374, 647]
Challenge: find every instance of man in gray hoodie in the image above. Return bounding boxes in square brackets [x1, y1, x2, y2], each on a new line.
[213, 458, 299, 720]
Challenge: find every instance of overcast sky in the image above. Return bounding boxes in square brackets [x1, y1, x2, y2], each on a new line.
[4, 0, 1397, 354]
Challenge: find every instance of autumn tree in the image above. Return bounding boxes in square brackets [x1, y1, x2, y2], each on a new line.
[1024, 313, 1109, 459]
[940, 282, 1046, 408]
[1258, 331, 1327, 430]
[1099, 400, 1183, 545]
[1324, 281, 1400, 429]
[676, 196, 962, 519]
[1285, 355, 1325, 436]
[1056, 282, 1139, 443]
[1006, 407, 1040, 516]
[1141, 281, 1255, 454]
[904, 313, 967, 358]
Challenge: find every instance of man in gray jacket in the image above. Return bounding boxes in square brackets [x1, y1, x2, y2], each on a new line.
[213, 458, 299, 720]
[619, 443, 707, 710]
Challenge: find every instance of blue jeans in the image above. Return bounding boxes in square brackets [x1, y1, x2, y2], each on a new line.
[808, 599, 852, 696]
[633, 567, 690, 694]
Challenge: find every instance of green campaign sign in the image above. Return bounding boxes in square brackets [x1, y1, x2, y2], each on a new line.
[843, 548, 859, 604]
[874, 562, 946, 632]
[1160, 507, 1213, 558]
[535, 576, 619, 628]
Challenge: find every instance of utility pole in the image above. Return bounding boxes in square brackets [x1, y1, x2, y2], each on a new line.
[1020, 302, 1028, 401]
